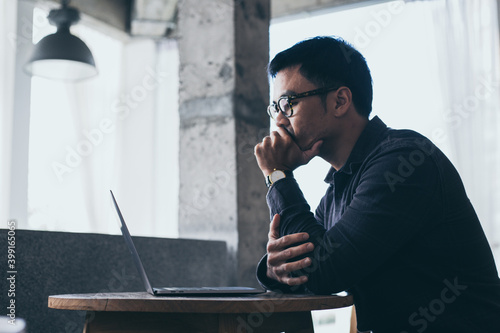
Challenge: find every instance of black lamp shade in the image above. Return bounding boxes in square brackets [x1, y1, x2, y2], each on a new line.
[25, 28, 98, 81]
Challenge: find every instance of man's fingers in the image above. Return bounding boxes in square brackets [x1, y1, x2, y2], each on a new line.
[267, 267, 309, 286]
[266, 214, 313, 288]
[267, 232, 310, 252]
[275, 126, 292, 139]
[269, 130, 281, 140]
[267, 241, 314, 265]
[259, 136, 272, 149]
[276, 256, 312, 274]
[268, 257, 312, 285]
[280, 274, 309, 286]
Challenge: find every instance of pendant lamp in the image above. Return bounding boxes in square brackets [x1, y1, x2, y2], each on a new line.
[24, 0, 97, 81]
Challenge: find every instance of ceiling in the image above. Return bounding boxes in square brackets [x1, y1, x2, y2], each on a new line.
[34, 0, 385, 38]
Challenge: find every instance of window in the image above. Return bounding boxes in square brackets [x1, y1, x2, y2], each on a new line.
[270, 1, 500, 330]
[6, 3, 179, 237]
[28, 7, 124, 233]
[270, 0, 447, 209]
[270, 0, 499, 251]
[0, 0, 17, 227]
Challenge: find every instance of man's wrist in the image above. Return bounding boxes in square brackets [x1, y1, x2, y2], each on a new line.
[265, 169, 293, 188]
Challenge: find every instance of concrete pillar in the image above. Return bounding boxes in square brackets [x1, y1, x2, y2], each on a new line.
[177, 0, 270, 286]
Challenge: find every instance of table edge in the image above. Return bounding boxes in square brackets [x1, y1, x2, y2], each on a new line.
[48, 292, 354, 313]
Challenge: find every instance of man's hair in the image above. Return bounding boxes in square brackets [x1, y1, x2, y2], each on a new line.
[268, 36, 373, 117]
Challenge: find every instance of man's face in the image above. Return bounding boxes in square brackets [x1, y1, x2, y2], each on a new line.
[272, 65, 333, 152]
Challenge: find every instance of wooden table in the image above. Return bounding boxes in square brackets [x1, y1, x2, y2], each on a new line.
[49, 291, 353, 333]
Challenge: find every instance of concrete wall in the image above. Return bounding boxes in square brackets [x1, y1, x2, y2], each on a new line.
[176, 0, 271, 287]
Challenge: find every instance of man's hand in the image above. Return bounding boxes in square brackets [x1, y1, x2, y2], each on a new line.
[266, 214, 314, 286]
[254, 126, 322, 176]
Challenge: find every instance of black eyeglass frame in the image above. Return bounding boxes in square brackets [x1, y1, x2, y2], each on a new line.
[267, 86, 340, 120]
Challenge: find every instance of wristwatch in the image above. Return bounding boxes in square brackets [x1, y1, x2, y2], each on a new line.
[265, 169, 292, 188]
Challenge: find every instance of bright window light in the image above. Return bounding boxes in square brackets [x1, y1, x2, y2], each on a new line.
[28, 7, 123, 233]
[270, 1, 445, 210]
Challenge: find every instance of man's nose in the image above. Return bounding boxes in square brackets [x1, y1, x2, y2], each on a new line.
[274, 111, 289, 127]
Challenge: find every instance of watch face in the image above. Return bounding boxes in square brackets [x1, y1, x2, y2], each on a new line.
[270, 170, 286, 183]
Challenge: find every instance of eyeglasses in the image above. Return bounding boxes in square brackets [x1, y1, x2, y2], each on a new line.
[267, 86, 340, 120]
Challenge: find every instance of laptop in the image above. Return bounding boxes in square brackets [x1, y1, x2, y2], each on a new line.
[110, 190, 263, 296]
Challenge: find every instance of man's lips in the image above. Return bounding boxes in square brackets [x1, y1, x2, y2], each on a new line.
[284, 127, 312, 151]
[282, 126, 296, 141]
[280, 126, 318, 152]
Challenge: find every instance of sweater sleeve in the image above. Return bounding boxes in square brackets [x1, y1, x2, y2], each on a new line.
[266, 146, 440, 295]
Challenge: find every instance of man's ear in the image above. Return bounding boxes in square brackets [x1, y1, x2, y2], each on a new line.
[332, 87, 352, 117]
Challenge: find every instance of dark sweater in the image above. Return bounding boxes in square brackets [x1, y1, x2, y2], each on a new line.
[257, 116, 500, 332]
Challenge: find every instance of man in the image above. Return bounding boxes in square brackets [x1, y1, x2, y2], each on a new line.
[254, 36, 500, 333]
